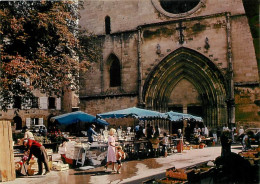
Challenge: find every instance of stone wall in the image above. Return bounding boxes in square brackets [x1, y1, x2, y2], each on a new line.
[79, 0, 245, 35]
[79, 0, 259, 127]
[235, 86, 260, 126]
[81, 95, 138, 115]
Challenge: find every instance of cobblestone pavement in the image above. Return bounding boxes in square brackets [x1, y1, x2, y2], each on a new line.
[5, 145, 242, 184]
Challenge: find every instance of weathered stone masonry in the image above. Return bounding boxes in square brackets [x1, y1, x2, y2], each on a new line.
[79, 0, 259, 128]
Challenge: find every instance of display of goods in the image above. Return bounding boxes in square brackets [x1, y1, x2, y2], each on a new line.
[183, 146, 190, 150]
[239, 151, 258, 158]
[192, 145, 199, 149]
[166, 168, 189, 180]
[27, 169, 35, 176]
[150, 138, 160, 144]
[199, 143, 205, 149]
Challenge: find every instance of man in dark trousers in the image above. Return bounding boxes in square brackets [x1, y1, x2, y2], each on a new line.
[23, 139, 50, 175]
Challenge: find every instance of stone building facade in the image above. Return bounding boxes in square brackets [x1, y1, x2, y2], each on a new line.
[0, 90, 79, 130]
[79, 0, 259, 128]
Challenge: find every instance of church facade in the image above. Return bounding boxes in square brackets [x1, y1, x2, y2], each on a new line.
[79, 0, 259, 127]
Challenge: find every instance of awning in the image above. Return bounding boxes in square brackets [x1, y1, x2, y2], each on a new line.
[166, 111, 203, 122]
[51, 111, 109, 126]
[97, 107, 168, 120]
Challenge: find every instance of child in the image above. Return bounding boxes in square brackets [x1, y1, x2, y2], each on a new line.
[161, 132, 168, 157]
[116, 146, 123, 174]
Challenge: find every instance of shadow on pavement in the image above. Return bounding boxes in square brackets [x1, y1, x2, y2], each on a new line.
[18, 175, 47, 178]
[73, 170, 111, 176]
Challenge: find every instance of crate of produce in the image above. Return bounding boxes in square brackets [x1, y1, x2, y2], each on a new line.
[52, 162, 69, 171]
[166, 167, 192, 181]
[239, 151, 258, 158]
[183, 146, 190, 150]
[191, 145, 199, 149]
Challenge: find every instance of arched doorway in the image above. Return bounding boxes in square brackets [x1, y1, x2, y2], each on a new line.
[143, 47, 228, 127]
[13, 115, 22, 130]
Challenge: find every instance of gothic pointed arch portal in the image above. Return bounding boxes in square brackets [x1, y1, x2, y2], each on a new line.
[143, 47, 228, 127]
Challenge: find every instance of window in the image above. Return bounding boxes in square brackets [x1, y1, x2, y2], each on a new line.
[105, 16, 111, 34]
[32, 118, 39, 126]
[159, 0, 200, 14]
[31, 97, 39, 108]
[109, 55, 121, 87]
[13, 96, 21, 109]
[48, 97, 56, 109]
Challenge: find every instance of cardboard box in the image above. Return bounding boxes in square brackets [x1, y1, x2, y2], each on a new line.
[52, 163, 69, 171]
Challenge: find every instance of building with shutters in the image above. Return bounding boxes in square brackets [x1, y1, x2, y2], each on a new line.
[78, 0, 259, 128]
[0, 89, 78, 130]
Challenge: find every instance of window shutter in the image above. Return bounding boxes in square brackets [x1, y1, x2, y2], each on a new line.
[56, 97, 61, 110]
[26, 118, 31, 128]
[39, 97, 48, 109]
[39, 118, 44, 125]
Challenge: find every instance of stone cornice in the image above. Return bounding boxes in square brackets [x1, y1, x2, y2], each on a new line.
[80, 93, 138, 100]
[234, 81, 260, 87]
[95, 12, 246, 38]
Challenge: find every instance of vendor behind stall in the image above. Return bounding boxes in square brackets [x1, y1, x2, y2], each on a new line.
[23, 139, 50, 175]
[242, 131, 254, 151]
[87, 124, 98, 143]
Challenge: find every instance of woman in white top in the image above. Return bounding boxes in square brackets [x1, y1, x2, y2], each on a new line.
[24, 128, 34, 140]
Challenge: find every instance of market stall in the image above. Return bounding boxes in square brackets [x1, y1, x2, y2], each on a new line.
[51, 111, 109, 135]
[97, 107, 169, 132]
[97, 107, 171, 158]
[50, 111, 109, 167]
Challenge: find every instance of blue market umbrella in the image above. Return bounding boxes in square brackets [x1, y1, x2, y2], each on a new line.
[52, 111, 109, 126]
[166, 111, 203, 122]
[97, 107, 168, 120]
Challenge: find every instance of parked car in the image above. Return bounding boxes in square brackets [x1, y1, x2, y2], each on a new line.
[30, 125, 46, 133]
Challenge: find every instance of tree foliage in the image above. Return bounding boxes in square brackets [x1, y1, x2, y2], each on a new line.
[0, 0, 94, 111]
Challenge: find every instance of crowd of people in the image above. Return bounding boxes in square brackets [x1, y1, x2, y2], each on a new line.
[20, 121, 257, 177]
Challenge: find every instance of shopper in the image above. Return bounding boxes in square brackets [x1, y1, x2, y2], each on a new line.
[242, 131, 254, 151]
[161, 132, 168, 157]
[220, 130, 232, 157]
[105, 128, 117, 172]
[23, 139, 50, 175]
[154, 126, 160, 138]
